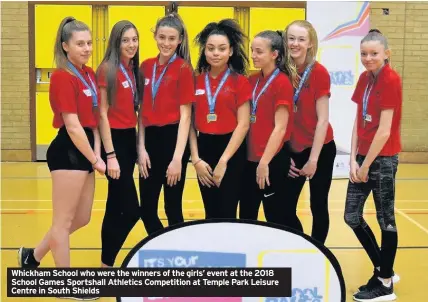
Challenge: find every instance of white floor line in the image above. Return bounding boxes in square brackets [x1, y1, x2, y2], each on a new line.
[2, 208, 428, 213]
[395, 207, 428, 236]
[2, 199, 428, 203]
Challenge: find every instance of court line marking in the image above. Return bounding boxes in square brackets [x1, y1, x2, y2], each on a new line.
[3, 177, 428, 183]
[395, 207, 428, 236]
[2, 208, 428, 213]
[2, 199, 428, 203]
[2, 246, 428, 251]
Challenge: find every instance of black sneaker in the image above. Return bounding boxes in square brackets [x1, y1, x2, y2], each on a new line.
[356, 269, 400, 293]
[353, 279, 397, 301]
[17, 247, 40, 268]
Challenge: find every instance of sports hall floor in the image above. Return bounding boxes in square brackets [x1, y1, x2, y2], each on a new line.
[1, 162, 428, 301]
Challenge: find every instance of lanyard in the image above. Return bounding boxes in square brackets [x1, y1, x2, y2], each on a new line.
[151, 53, 177, 103]
[362, 80, 374, 120]
[67, 61, 98, 108]
[119, 63, 138, 108]
[205, 68, 231, 114]
[251, 68, 280, 116]
[293, 61, 315, 105]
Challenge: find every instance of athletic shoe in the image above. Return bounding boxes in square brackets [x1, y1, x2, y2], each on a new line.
[355, 269, 400, 293]
[17, 247, 40, 268]
[353, 279, 396, 301]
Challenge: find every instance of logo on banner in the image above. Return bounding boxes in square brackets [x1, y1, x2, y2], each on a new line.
[139, 250, 246, 302]
[120, 220, 345, 302]
[329, 70, 354, 86]
[321, 1, 370, 42]
[257, 249, 330, 302]
[318, 1, 370, 88]
[265, 287, 323, 302]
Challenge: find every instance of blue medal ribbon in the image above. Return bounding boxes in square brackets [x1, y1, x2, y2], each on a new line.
[293, 61, 315, 107]
[362, 80, 374, 122]
[119, 63, 138, 109]
[151, 53, 177, 104]
[251, 68, 280, 117]
[205, 68, 231, 115]
[67, 61, 98, 108]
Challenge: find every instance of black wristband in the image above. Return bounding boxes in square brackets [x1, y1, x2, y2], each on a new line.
[106, 151, 115, 156]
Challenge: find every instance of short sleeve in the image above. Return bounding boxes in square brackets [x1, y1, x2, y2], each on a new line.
[236, 75, 252, 107]
[49, 71, 78, 114]
[379, 75, 402, 109]
[96, 63, 107, 88]
[274, 75, 293, 110]
[352, 72, 365, 104]
[140, 60, 148, 79]
[314, 65, 331, 100]
[178, 63, 195, 105]
[139, 60, 149, 103]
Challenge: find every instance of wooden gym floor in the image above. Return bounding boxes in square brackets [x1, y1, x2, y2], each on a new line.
[1, 162, 428, 301]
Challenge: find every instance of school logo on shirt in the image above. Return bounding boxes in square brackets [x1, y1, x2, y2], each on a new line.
[122, 81, 130, 88]
[145, 78, 150, 86]
[223, 86, 234, 94]
[195, 89, 205, 95]
[83, 89, 92, 97]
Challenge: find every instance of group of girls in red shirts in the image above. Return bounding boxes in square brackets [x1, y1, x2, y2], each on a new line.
[18, 13, 402, 302]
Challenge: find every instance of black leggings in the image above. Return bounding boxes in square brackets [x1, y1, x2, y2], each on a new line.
[197, 132, 246, 219]
[101, 128, 140, 267]
[344, 154, 399, 278]
[283, 140, 336, 244]
[239, 145, 291, 225]
[139, 123, 189, 235]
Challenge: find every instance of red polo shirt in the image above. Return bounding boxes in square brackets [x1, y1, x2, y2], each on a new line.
[96, 60, 137, 129]
[194, 68, 252, 135]
[290, 61, 334, 152]
[49, 64, 100, 129]
[139, 56, 195, 127]
[352, 63, 402, 156]
[247, 70, 294, 162]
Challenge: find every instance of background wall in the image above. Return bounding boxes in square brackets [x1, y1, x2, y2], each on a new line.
[1, 1, 31, 161]
[370, 1, 428, 163]
[1, 1, 427, 162]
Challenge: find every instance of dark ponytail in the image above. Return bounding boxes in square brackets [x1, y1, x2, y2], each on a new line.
[254, 30, 287, 74]
[97, 20, 140, 108]
[362, 29, 390, 64]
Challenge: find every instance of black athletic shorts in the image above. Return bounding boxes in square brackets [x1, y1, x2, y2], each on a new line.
[46, 126, 95, 173]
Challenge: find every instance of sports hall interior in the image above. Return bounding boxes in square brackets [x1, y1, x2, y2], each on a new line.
[1, 1, 427, 301]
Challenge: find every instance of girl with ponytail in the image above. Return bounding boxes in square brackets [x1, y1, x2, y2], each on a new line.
[345, 29, 401, 301]
[282, 20, 336, 245]
[18, 16, 105, 300]
[189, 19, 251, 219]
[138, 13, 194, 235]
[239, 30, 294, 225]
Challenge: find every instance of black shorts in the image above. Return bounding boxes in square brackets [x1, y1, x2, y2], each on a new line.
[46, 126, 95, 173]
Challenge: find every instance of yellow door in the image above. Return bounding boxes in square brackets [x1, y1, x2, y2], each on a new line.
[178, 6, 235, 68]
[107, 5, 166, 63]
[34, 4, 167, 160]
[33, 3, 305, 160]
[34, 4, 93, 160]
[248, 7, 306, 71]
